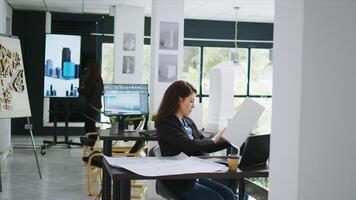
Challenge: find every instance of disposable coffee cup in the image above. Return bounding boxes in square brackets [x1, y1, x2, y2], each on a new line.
[227, 154, 240, 171]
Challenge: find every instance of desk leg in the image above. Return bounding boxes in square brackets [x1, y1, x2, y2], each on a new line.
[120, 180, 131, 200]
[113, 180, 119, 200]
[238, 178, 245, 200]
[0, 165, 2, 192]
[102, 140, 112, 200]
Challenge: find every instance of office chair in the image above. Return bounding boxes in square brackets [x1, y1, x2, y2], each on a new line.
[80, 131, 98, 157]
[86, 119, 148, 198]
[148, 145, 181, 200]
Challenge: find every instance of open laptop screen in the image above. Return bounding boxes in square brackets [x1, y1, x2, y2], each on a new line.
[239, 134, 270, 169]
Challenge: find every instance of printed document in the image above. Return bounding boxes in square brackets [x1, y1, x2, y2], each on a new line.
[224, 98, 265, 148]
[104, 153, 227, 177]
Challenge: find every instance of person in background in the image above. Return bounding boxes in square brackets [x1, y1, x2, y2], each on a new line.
[79, 59, 103, 136]
[156, 80, 236, 200]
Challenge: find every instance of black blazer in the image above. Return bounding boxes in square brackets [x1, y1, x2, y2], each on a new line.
[156, 115, 230, 192]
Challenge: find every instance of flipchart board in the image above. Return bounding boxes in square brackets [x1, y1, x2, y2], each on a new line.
[0, 35, 31, 119]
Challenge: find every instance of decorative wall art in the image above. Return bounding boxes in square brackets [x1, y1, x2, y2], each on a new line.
[122, 56, 135, 74]
[158, 54, 178, 82]
[123, 33, 136, 51]
[159, 21, 179, 50]
[0, 35, 31, 118]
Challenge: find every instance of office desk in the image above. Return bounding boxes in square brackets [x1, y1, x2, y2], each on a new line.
[97, 129, 158, 200]
[103, 159, 268, 200]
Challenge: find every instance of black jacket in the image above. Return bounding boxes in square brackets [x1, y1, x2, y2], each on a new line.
[156, 115, 230, 192]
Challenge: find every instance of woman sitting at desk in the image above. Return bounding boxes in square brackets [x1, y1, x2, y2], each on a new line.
[156, 80, 236, 200]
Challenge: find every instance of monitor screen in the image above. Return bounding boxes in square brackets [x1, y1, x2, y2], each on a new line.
[43, 34, 81, 98]
[104, 84, 149, 116]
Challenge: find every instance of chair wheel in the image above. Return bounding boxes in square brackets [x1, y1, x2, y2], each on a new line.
[41, 149, 46, 155]
[68, 144, 71, 149]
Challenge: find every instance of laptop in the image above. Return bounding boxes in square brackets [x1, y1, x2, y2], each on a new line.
[238, 134, 270, 169]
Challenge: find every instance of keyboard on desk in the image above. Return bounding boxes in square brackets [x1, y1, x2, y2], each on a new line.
[138, 130, 157, 137]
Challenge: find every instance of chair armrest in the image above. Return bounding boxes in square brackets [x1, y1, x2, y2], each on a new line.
[85, 132, 98, 137]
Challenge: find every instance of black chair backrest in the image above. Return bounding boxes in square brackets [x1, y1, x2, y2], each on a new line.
[128, 140, 146, 153]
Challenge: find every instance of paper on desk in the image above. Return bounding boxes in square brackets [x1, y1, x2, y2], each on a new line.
[224, 98, 265, 148]
[104, 153, 227, 177]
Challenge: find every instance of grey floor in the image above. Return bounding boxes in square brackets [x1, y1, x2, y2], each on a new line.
[0, 136, 162, 200]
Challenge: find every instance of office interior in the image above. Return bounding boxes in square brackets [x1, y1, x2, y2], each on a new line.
[0, 0, 355, 200]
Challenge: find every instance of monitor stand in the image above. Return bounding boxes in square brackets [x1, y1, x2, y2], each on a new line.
[118, 116, 126, 131]
[40, 99, 82, 155]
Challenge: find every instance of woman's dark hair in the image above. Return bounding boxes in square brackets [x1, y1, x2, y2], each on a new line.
[156, 80, 197, 121]
[86, 59, 102, 81]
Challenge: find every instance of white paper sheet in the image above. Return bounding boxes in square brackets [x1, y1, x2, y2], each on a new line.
[104, 153, 227, 177]
[224, 98, 265, 148]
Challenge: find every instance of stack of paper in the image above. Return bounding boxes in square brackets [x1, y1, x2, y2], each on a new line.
[104, 153, 227, 177]
[224, 98, 265, 148]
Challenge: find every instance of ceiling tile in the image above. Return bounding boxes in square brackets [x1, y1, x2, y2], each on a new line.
[7, 0, 274, 22]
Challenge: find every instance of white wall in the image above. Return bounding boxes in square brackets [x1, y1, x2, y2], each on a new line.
[0, 0, 13, 158]
[150, 0, 184, 113]
[113, 5, 145, 84]
[270, 0, 356, 199]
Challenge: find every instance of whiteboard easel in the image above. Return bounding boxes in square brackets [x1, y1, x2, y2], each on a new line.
[0, 33, 42, 180]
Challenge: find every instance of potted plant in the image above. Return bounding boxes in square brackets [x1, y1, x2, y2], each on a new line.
[124, 116, 145, 131]
[126, 120, 135, 131]
[82, 104, 119, 133]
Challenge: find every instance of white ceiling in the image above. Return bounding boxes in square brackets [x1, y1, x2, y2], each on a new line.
[6, 0, 274, 23]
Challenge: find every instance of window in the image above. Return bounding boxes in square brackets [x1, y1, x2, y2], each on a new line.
[101, 43, 114, 84]
[101, 43, 272, 134]
[203, 47, 248, 95]
[182, 46, 201, 91]
[142, 45, 151, 85]
[251, 98, 272, 134]
[250, 49, 273, 96]
[200, 46, 272, 135]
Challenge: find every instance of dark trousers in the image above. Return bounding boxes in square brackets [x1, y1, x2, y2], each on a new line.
[174, 179, 237, 200]
[84, 107, 99, 137]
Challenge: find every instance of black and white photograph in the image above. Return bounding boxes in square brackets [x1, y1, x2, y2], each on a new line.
[123, 33, 136, 51]
[122, 56, 135, 74]
[158, 54, 178, 82]
[159, 21, 179, 50]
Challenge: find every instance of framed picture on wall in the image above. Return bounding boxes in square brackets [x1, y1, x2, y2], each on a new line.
[159, 22, 179, 50]
[158, 54, 178, 82]
[122, 56, 135, 74]
[123, 33, 136, 51]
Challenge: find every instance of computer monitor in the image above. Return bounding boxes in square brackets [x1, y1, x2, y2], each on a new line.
[103, 84, 149, 116]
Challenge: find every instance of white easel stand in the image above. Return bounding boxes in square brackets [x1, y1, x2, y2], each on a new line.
[26, 117, 42, 179]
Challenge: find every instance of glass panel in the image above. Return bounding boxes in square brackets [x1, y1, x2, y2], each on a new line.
[250, 49, 273, 95]
[249, 178, 269, 189]
[234, 97, 272, 134]
[142, 45, 151, 85]
[251, 98, 272, 134]
[202, 97, 209, 126]
[101, 43, 114, 84]
[203, 47, 248, 95]
[183, 46, 201, 92]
